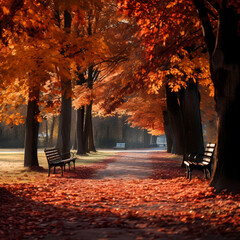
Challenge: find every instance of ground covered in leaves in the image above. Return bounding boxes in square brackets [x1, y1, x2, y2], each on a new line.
[0, 151, 240, 240]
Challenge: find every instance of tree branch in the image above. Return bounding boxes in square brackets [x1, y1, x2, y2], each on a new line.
[193, 0, 216, 56]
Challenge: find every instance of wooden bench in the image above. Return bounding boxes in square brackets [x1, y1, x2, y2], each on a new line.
[44, 148, 77, 176]
[114, 142, 126, 149]
[184, 143, 216, 181]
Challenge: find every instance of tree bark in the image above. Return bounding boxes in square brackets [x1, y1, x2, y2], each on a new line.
[194, 0, 240, 192]
[49, 116, 56, 145]
[210, 6, 240, 192]
[88, 110, 96, 152]
[60, 81, 72, 158]
[57, 10, 72, 158]
[166, 85, 185, 154]
[24, 89, 39, 167]
[83, 103, 92, 153]
[163, 110, 173, 153]
[82, 66, 96, 152]
[56, 115, 62, 148]
[76, 106, 85, 154]
[76, 73, 87, 154]
[179, 80, 204, 156]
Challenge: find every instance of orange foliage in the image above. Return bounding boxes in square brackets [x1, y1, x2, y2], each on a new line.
[0, 0, 217, 135]
[0, 0, 111, 125]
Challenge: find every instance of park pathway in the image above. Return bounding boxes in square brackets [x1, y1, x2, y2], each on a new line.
[93, 149, 164, 179]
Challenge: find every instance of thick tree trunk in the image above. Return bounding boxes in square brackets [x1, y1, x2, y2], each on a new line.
[194, 0, 240, 192]
[179, 81, 204, 156]
[24, 89, 39, 167]
[76, 73, 87, 154]
[57, 10, 72, 158]
[76, 106, 85, 154]
[211, 93, 240, 192]
[56, 115, 62, 148]
[60, 84, 72, 157]
[163, 110, 173, 153]
[166, 85, 184, 154]
[210, 6, 240, 192]
[82, 66, 96, 152]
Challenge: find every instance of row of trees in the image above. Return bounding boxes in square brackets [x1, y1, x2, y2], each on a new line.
[0, 0, 239, 192]
[115, 0, 240, 192]
[0, 0, 125, 162]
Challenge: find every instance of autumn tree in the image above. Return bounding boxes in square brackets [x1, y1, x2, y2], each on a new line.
[117, 0, 240, 192]
[73, 0, 135, 154]
[88, 1, 207, 158]
[0, 0, 86, 166]
[193, 0, 240, 192]
[0, 0, 68, 167]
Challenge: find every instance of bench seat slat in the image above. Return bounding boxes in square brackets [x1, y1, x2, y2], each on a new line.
[184, 143, 216, 180]
[44, 148, 77, 176]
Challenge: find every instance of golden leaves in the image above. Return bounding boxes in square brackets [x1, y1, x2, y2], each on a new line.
[1, 6, 9, 15]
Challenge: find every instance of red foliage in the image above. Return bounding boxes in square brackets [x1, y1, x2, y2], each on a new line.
[0, 152, 240, 239]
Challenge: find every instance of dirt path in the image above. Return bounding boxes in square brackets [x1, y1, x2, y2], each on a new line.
[1, 150, 240, 240]
[93, 151, 156, 179]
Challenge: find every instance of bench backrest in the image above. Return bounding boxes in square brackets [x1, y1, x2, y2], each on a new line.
[202, 143, 216, 165]
[116, 143, 126, 148]
[44, 148, 62, 164]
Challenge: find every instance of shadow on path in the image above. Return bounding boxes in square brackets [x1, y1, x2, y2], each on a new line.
[93, 151, 156, 180]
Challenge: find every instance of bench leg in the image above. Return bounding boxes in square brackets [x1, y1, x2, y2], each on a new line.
[73, 160, 75, 170]
[204, 168, 211, 180]
[54, 166, 56, 174]
[204, 169, 207, 179]
[189, 170, 192, 181]
[185, 166, 189, 179]
[48, 167, 51, 177]
[61, 166, 63, 176]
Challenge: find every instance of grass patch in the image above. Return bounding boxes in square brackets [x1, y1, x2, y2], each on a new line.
[0, 150, 115, 184]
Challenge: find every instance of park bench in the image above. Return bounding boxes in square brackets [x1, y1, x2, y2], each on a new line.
[114, 142, 126, 149]
[184, 143, 216, 181]
[44, 148, 77, 177]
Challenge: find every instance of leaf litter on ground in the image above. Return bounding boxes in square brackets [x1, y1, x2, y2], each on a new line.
[0, 151, 240, 240]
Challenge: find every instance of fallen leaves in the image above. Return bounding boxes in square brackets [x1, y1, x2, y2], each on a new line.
[0, 152, 240, 239]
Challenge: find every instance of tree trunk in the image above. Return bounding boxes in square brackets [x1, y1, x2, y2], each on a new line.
[56, 115, 62, 148]
[83, 103, 92, 153]
[210, 6, 240, 192]
[57, 10, 72, 158]
[179, 80, 204, 156]
[60, 79, 72, 158]
[83, 66, 96, 152]
[163, 110, 173, 153]
[88, 109, 96, 152]
[49, 116, 56, 145]
[45, 120, 48, 147]
[143, 129, 150, 148]
[76, 106, 85, 154]
[24, 89, 39, 167]
[166, 85, 184, 154]
[194, 0, 240, 192]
